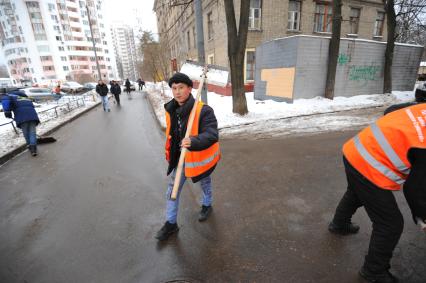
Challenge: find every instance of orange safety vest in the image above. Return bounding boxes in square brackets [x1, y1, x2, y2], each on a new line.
[343, 104, 426, 190]
[165, 101, 220, 178]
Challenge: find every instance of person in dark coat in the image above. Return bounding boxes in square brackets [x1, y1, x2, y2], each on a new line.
[155, 72, 220, 241]
[110, 80, 121, 105]
[137, 78, 145, 90]
[125, 79, 131, 95]
[96, 80, 110, 112]
[1, 89, 40, 156]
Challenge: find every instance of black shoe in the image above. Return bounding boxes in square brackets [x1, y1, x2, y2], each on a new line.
[359, 267, 399, 283]
[29, 145, 37, 156]
[328, 221, 359, 235]
[198, 205, 212, 222]
[155, 221, 179, 241]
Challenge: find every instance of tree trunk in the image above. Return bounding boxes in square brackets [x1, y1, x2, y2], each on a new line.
[384, 0, 396, 94]
[324, 0, 342, 100]
[224, 0, 250, 115]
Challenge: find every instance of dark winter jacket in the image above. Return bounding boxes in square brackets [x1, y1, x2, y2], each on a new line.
[96, 83, 108, 96]
[1, 90, 40, 128]
[110, 84, 121, 95]
[382, 101, 426, 222]
[164, 95, 219, 182]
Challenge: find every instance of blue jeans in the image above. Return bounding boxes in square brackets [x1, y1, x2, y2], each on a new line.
[166, 167, 213, 224]
[20, 121, 37, 146]
[100, 95, 109, 111]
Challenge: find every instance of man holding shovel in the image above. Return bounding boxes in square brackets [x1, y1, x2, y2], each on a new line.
[156, 72, 220, 241]
[329, 103, 426, 283]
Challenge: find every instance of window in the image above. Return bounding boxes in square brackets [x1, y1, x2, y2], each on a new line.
[249, 0, 261, 30]
[288, 0, 301, 31]
[374, 11, 385, 37]
[63, 66, 69, 71]
[35, 34, 47, 40]
[349, 8, 361, 34]
[54, 25, 60, 31]
[43, 66, 55, 71]
[15, 15, 19, 20]
[58, 46, 65, 51]
[37, 45, 50, 52]
[48, 3, 55, 11]
[245, 50, 255, 81]
[314, 3, 333, 33]
[207, 54, 214, 65]
[61, 56, 67, 61]
[51, 15, 58, 22]
[55, 36, 62, 41]
[207, 12, 213, 40]
[32, 23, 45, 32]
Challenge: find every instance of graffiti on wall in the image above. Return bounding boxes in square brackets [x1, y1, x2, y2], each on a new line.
[261, 68, 295, 99]
[338, 53, 349, 65]
[349, 65, 381, 81]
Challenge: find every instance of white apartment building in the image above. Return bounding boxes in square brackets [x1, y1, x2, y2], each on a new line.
[111, 23, 138, 81]
[0, 0, 117, 85]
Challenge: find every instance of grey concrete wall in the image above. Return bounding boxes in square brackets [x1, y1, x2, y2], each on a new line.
[254, 35, 423, 101]
[254, 36, 299, 102]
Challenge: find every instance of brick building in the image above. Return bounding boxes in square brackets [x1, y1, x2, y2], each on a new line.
[154, 0, 387, 83]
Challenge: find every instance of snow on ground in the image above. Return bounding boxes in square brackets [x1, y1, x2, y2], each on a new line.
[146, 81, 416, 138]
[0, 91, 100, 158]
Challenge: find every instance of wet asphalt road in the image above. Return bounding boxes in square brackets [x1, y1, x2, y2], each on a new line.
[0, 92, 424, 283]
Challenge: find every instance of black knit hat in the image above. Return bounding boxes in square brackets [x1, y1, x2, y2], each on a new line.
[168, 72, 193, 88]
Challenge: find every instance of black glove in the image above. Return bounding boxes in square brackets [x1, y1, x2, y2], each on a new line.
[4, 111, 12, 119]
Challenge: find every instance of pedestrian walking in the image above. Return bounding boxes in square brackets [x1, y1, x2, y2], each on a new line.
[328, 102, 426, 283]
[155, 72, 221, 241]
[110, 80, 121, 106]
[137, 78, 145, 91]
[1, 88, 40, 156]
[125, 79, 132, 98]
[96, 80, 110, 112]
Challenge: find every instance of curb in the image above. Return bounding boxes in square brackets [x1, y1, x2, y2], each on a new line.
[0, 101, 101, 166]
[146, 90, 166, 131]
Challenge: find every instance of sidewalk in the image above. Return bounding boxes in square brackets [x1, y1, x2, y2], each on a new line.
[0, 92, 101, 165]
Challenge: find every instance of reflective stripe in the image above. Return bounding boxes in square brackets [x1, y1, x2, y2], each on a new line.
[354, 136, 405, 185]
[185, 149, 220, 168]
[370, 123, 411, 175]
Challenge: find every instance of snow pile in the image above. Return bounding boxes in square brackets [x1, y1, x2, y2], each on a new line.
[146, 82, 415, 134]
[180, 62, 229, 87]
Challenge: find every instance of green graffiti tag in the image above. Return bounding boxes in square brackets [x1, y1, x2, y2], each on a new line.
[338, 53, 349, 65]
[349, 66, 381, 81]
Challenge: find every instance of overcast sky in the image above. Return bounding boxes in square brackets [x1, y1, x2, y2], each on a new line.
[103, 0, 158, 34]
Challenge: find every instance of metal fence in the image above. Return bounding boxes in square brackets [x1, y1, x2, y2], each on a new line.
[0, 92, 97, 134]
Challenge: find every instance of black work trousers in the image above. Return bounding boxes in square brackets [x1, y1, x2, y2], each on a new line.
[113, 94, 120, 105]
[332, 157, 404, 274]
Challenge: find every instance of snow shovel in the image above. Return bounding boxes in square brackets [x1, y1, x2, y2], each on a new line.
[170, 66, 209, 200]
[8, 118, 57, 144]
[37, 135, 57, 144]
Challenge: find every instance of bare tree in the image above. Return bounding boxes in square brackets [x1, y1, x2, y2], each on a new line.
[138, 31, 171, 82]
[324, 0, 343, 100]
[383, 0, 426, 93]
[224, 0, 250, 115]
[384, 0, 397, 94]
[395, 0, 426, 44]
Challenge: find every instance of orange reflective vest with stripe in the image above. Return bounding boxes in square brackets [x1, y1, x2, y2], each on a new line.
[165, 101, 220, 178]
[343, 104, 426, 190]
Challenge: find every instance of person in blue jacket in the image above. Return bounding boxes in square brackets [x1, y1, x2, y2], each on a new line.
[1, 88, 40, 156]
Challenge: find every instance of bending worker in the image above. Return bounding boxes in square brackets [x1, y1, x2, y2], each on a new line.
[328, 102, 426, 283]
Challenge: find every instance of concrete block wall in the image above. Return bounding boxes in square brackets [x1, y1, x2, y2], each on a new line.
[254, 35, 423, 102]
